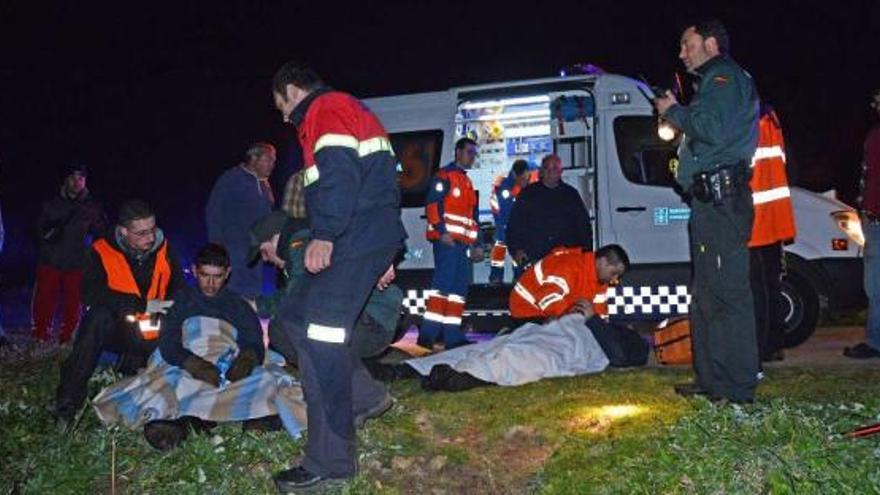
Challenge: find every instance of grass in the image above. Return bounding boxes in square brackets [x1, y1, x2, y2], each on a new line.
[2, 341, 880, 494]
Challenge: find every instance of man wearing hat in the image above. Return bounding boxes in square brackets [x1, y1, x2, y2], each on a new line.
[32, 164, 107, 343]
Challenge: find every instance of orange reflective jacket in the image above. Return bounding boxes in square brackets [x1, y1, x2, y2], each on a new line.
[92, 239, 172, 339]
[425, 164, 479, 244]
[749, 111, 796, 247]
[509, 247, 608, 319]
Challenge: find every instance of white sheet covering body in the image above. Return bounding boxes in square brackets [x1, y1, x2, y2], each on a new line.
[406, 314, 609, 386]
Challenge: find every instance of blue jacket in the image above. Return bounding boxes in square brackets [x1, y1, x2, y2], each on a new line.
[205, 166, 273, 298]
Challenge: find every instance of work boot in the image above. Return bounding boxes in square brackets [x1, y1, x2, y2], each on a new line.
[843, 343, 880, 359]
[274, 465, 346, 493]
[673, 383, 711, 398]
[242, 415, 283, 433]
[143, 420, 188, 451]
[354, 393, 394, 429]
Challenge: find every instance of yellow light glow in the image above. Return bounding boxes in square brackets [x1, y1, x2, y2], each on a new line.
[595, 404, 643, 419]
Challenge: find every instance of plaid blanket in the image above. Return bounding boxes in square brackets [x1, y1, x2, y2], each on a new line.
[93, 316, 306, 438]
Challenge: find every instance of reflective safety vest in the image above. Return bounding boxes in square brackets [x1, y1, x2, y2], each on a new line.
[489, 175, 523, 226]
[749, 111, 796, 247]
[509, 247, 608, 319]
[425, 164, 479, 244]
[92, 238, 172, 340]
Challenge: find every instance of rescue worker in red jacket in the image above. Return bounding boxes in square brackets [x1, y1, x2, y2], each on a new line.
[270, 61, 406, 492]
[55, 199, 184, 430]
[488, 159, 533, 284]
[509, 244, 628, 321]
[748, 105, 796, 362]
[420, 137, 485, 349]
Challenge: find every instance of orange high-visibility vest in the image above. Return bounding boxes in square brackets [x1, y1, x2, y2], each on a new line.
[92, 238, 172, 339]
[509, 247, 608, 319]
[749, 111, 797, 247]
[425, 166, 479, 244]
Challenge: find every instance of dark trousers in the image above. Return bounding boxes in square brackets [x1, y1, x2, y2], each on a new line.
[55, 305, 156, 418]
[749, 242, 785, 360]
[689, 186, 759, 402]
[32, 265, 83, 342]
[275, 248, 395, 478]
[418, 242, 471, 347]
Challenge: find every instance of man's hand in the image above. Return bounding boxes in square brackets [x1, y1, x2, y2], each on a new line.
[513, 249, 528, 265]
[146, 299, 174, 314]
[305, 239, 334, 274]
[654, 90, 678, 116]
[469, 246, 485, 263]
[377, 264, 396, 290]
[568, 299, 595, 319]
[182, 355, 220, 387]
[225, 349, 259, 383]
[440, 232, 455, 246]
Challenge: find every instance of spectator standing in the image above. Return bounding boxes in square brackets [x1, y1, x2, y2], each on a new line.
[32, 165, 107, 343]
[206, 143, 276, 303]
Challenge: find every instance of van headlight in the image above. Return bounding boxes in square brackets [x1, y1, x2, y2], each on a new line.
[832, 210, 865, 248]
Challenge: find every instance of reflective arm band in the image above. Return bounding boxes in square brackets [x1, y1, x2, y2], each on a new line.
[307, 323, 346, 343]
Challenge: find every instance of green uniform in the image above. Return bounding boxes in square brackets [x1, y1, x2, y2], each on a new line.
[664, 55, 760, 402]
[259, 226, 404, 360]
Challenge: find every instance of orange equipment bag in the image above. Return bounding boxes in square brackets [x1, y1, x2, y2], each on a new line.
[653, 317, 692, 365]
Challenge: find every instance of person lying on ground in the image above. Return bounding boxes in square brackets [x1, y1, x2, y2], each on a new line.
[92, 243, 307, 450]
[382, 245, 649, 391]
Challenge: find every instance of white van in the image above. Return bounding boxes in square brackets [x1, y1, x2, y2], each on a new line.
[365, 72, 865, 347]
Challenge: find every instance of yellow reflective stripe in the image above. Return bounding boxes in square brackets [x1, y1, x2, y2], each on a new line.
[752, 186, 791, 205]
[358, 137, 393, 157]
[314, 133, 359, 154]
[306, 323, 346, 343]
[303, 166, 320, 187]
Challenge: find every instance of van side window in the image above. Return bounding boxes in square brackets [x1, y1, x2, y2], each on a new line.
[391, 130, 444, 208]
[613, 116, 679, 188]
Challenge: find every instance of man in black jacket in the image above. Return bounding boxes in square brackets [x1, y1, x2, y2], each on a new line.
[54, 199, 183, 430]
[506, 155, 592, 269]
[32, 165, 107, 343]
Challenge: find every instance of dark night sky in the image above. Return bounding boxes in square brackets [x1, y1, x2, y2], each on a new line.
[1, 0, 879, 282]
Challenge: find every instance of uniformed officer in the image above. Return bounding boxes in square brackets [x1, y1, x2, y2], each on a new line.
[419, 137, 484, 349]
[655, 19, 760, 404]
[270, 61, 406, 492]
[488, 159, 532, 284]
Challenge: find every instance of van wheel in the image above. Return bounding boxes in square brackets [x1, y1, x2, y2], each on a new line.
[780, 271, 820, 348]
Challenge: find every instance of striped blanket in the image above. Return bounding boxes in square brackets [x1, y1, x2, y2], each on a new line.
[93, 316, 307, 438]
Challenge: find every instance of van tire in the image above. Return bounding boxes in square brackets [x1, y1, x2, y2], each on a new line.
[780, 271, 820, 348]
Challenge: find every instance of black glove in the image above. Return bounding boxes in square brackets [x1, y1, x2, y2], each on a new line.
[225, 349, 259, 383]
[182, 355, 220, 387]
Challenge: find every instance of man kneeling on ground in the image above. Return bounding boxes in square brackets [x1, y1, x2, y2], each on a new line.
[401, 245, 648, 391]
[92, 243, 306, 450]
[55, 199, 184, 430]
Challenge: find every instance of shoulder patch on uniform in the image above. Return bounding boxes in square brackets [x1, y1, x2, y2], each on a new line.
[713, 75, 729, 85]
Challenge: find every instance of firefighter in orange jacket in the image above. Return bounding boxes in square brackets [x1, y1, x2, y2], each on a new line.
[748, 105, 796, 362]
[420, 137, 485, 349]
[509, 244, 629, 320]
[55, 200, 183, 430]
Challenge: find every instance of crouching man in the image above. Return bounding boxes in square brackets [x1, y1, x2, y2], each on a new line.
[92, 243, 306, 450]
[405, 245, 648, 391]
[55, 200, 183, 431]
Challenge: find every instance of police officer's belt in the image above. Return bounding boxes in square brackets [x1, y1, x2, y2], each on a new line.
[690, 162, 748, 205]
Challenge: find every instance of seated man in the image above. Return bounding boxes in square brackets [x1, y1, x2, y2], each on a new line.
[55, 199, 184, 430]
[92, 243, 306, 450]
[250, 211, 400, 425]
[402, 245, 648, 391]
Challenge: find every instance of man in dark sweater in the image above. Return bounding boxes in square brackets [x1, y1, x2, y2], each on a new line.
[55, 200, 183, 430]
[143, 243, 270, 450]
[505, 154, 592, 269]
